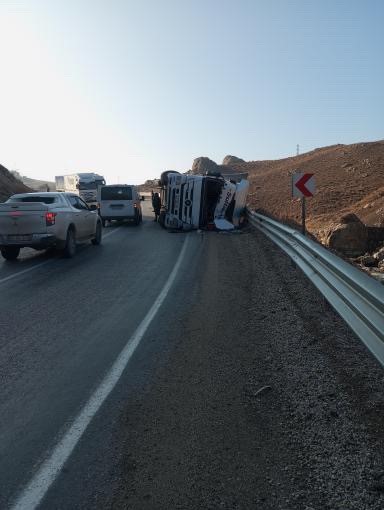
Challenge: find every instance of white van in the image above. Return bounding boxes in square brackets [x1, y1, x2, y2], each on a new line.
[98, 185, 142, 226]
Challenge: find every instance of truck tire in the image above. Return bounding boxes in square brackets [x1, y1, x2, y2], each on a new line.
[63, 228, 76, 258]
[160, 170, 180, 186]
[91, 222, 102, 245]
[1, 247, 20, 261]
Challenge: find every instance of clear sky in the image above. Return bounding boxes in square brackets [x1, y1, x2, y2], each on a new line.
[0, 0, 383, 185]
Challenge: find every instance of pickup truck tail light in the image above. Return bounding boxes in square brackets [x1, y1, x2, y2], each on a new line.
[45, 212, 57, 226]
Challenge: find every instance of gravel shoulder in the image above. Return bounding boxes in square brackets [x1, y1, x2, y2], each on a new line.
[41, 226, 384, 509]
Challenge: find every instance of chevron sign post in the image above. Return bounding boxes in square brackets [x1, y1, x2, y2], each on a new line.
[291, 172, 315, 236]
[292, 173, 315, 198]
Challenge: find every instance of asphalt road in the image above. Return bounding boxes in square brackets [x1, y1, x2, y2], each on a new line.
[1, 202, 384, 509]
[0, 202, 190, 507]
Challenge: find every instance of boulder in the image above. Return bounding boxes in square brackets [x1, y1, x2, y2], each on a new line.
[339, 213, 361, 224]
[373, 246, 384, 262]
[325, 215, 368, 257]
[222, 155, 245, 166]
[191, 157, 219, 175]
[361, 255, 377, 267]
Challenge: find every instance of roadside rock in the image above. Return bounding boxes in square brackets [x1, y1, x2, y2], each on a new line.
[361, 255, 377, 267]
[340, 213, 361, 224]
[373, 246, 384, 262]
[191, 156, 241, 177]
[191, 157, 219, 175]
[222, 155, 245, 166]
[325, 214, 368, 256]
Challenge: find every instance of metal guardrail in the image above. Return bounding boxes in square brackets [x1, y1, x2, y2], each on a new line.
[247, 209, 384, 367]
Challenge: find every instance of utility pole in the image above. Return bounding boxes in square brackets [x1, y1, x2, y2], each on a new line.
[296, 144, 300, 156]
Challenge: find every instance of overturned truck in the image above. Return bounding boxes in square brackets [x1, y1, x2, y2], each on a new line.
[158, 171, 249, 231]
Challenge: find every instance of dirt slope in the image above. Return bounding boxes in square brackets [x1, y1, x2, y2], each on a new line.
[0, 164, 32, 202]
[11, 171, 55, 192]
[229, 140, 384, 239]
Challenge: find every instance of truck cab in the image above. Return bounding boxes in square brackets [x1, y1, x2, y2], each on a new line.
[55, 173, 106, 207]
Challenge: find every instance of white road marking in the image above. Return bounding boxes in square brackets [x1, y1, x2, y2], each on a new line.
[11, 236, 188, 510]
[0, 260, 52, 285]
[0, 227, 121, 286]
[102, 227, 122, 239]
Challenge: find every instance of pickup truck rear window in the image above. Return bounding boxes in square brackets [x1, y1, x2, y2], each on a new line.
[9, 196, 57, 204]
[100, 187, 132, 200]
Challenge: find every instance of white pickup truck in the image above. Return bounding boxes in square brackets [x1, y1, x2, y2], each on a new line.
[0, 192, 102, 260]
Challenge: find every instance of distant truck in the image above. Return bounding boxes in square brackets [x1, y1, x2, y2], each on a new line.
[158, 171, 249, 231]
[55, 173, 105, 207]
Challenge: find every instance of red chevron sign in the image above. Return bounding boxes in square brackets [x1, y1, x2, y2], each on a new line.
[292, 173, 315, 198]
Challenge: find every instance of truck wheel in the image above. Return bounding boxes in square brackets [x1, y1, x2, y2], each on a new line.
[1, 247, 20, 261]
[63, 228, 76, 258]
[91, 222, 102, 245]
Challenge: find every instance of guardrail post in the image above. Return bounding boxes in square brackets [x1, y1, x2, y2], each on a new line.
[301, 197, 306, 236]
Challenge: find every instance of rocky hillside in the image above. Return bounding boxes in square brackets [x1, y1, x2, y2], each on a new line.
[11, 171, 55, 192]
[0, 164, 32, 202]
[137, 179, 160, 192]
[191, 141, 384, 277]
[232, 141, 384, 237]
[193, 140, 384, 237]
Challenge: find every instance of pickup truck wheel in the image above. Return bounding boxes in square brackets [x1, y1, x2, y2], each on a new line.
[63, 228, 76, 258]
[1, 247, 20, 261]
[91, 222, 102, 245]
